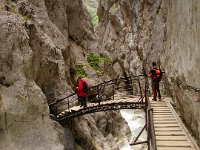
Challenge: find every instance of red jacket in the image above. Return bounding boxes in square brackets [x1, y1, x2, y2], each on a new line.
[76, 79, 88, 97]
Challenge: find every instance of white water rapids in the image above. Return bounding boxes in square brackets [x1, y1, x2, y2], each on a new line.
[119, 109, 147, 150]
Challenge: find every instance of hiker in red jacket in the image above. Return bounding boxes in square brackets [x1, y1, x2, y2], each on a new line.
[76, 77, 88, 108]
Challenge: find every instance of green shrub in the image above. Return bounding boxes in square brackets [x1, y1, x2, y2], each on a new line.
[21, 15, 30, 21]
[87, 53, 111, 71]
[87, 53, 101, 70]
[75, 65, 87, 77]
[92, 15, 99, 28]
[10, 3, 17, 13]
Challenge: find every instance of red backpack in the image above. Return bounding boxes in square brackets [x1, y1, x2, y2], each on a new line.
[154, 69, 162, 81]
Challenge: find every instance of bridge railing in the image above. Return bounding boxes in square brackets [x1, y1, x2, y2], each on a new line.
[145, 75, 157, 150]
[49, 75, 146, 115]
[129, 74, 157, 149]
[170, 77, 199, 92]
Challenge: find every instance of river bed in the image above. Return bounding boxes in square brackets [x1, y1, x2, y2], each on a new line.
[119, 109, 147, 150]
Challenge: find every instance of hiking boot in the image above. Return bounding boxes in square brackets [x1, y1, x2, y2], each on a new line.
[152, 98, 157, 101]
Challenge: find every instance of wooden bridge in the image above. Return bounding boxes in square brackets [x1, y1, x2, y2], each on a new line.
[49, 75, 199, 150]
[151, 98, 199, 150]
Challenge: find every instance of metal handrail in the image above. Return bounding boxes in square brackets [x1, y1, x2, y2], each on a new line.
[48, 75, 145, 107]
[49, 73, 157, 149]
[171, 77, 199, 92]
[147, 108, 157, 150]
[49, 92, 76, 106]
[129, 74, 157, 149]
[145, 74, 157, 150]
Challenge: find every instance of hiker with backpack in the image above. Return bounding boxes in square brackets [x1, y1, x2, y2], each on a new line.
[148, 62, 163, 101]
[76, 77, 88, 108]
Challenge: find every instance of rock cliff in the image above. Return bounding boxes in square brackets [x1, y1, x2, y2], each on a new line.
[96, 0, 200, 146]
[1, 0, 200, 149]
[162, 0, 200, 144]
[96, 0, 166, 77]
[0, 0, 131, 150]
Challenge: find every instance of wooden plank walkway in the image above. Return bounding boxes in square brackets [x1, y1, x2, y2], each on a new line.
[151, 98, 199, 150]
[56, 96, 141, 118]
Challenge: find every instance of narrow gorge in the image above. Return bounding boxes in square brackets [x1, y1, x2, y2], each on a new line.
[0, 0, 199, 150]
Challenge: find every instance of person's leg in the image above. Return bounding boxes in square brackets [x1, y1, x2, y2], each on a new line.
[83, 96, 87, 108]
[154, 82, 161, 101]
[157, 82, 161, 100]
[78, 96, 81, 106]
[78, 96, 84, 106]
[152, 82, 157, 100]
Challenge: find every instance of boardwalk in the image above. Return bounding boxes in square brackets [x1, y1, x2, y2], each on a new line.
[56, 95, 145, 120]
[49, 75, 200, 149]
[151, 98, 199, 150]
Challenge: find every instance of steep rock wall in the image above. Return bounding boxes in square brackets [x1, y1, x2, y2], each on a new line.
[161, 0, 200, 144]
[0, 9, 65, 150]
[96, 0, 166, 77]
[96, 0, 200, 145]
[0, 0, 131, 150]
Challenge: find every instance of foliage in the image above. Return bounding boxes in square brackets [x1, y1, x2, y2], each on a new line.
[87, 53, 101, 70]
[92, 15, 99, 28]
[10, 3, 17, 13]
[21, 15, 30, 21]
[75, 65, 87, 77]
[87, 53, 112, 71]
[112, 2, 119, 9]
[7, 1, 30, 22]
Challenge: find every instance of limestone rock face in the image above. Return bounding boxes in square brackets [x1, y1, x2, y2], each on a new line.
[161, 0, 200, 144]
[0, 11, 65, 150]
[96, 0, 166, 77]
[72, 111, 130, 150]
[96, 0, 200, 145]
[4, 0, 200, 149]
[0, 0, 131, 150]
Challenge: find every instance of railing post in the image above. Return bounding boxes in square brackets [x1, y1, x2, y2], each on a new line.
[146, 108, 150, 150]
[138, 77, 143, 99]
[68, 98, 70, 112]
[149, 108, 157, 150]
[148, 109, 151, 150]
[113, 83, 115, 99]
[97, 86, 100, 106]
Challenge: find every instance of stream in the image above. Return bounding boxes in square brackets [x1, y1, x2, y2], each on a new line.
[119, 109, 147, 150]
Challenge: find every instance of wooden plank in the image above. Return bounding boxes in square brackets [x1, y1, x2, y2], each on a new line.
[156, 136, 188, 141]
[154, 121, 178, 124]
[153, 110, 172, 112]
[153, 109, 171, 112]
[154, 124, 180, 127]
[157, 141, 192, 147]
[151, 99, 199, 150]
[154, 112, 172, 114]
[152, 105, 168, 107]
[155, 127, 182, 131]
[153, 113, 173, 115]
[155, 131, 185, 136]
[154, 118, 177, 121]
[157, 147, 193, 150]
[153, 108, 170, 109]
[153, 115, 175, 118]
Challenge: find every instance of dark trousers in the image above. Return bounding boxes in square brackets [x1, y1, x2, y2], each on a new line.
[152, 81, 161, 100]
[78, 96, 87, 107]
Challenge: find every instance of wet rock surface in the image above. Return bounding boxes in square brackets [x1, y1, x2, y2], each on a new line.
[0, 0, 200, 149]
